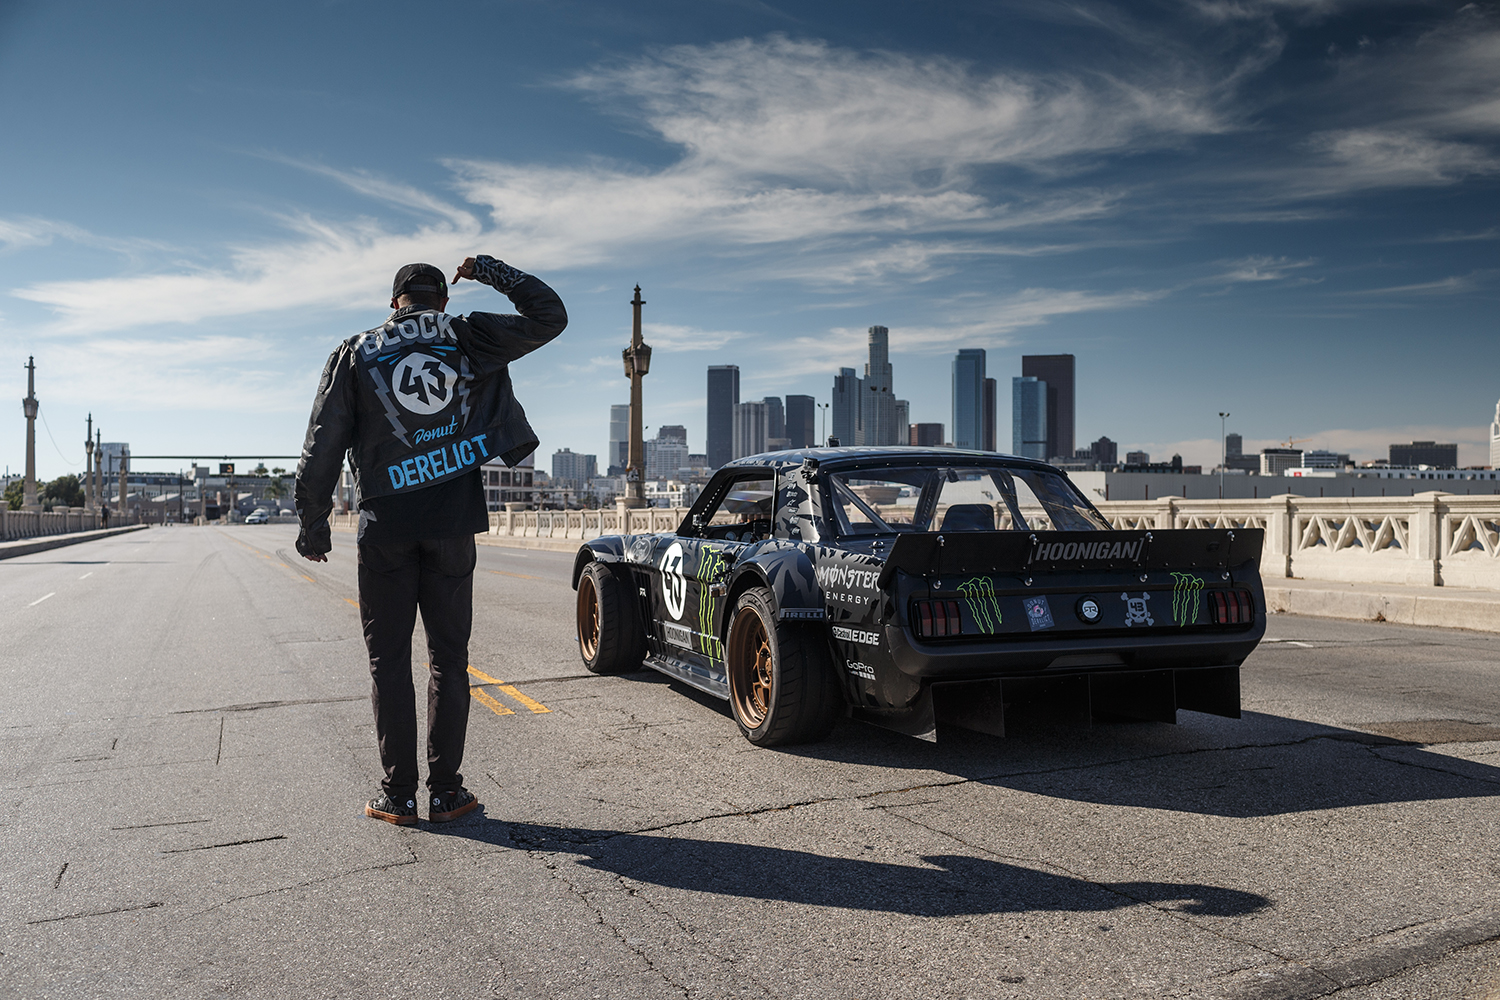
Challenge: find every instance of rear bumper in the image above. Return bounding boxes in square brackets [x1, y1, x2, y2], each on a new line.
[885, 618, 1265, 680]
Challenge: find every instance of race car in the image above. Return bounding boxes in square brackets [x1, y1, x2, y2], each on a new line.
[572, 447, 1265, 746]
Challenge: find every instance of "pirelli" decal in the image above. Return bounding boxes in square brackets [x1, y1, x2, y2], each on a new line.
[779, 608, 826, 621]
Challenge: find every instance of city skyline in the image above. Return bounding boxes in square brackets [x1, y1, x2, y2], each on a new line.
[3, 3, 1497, 479]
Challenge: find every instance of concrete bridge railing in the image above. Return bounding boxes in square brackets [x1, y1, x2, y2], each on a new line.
[472, 492, 1499, 593]
[1, 506, 103, 541]
[1093, 493, 1500, 591]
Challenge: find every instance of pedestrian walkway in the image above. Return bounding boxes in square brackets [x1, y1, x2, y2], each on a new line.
[0, 523, 148, 561]
[1265, 576, 1500, 633]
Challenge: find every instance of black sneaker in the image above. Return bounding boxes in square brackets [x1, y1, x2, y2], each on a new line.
[365, 792, 419, 826]
[429, 788, 478, 823]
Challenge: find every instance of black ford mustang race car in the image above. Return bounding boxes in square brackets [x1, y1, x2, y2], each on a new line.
[572, 447, 1265, 746]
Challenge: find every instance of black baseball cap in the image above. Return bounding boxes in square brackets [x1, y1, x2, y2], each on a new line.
[392, 263, 448, 299]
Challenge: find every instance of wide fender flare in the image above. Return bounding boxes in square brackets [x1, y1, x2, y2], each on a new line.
[572, 536, 627, 590]
[724, 546, 824, 627]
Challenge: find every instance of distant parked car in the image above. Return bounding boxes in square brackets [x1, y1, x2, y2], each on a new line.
[245, 510, 270, 524]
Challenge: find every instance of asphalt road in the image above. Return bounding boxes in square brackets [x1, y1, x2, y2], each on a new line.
[3, 524, 1499, 999]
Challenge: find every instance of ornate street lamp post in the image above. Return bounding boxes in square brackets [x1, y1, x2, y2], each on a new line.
[21, 356, 39, 511]
[1219, 411, 1231, 500]
[621, 285, 652, 507]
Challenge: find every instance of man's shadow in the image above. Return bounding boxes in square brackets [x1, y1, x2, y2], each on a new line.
[429, 819, 1270, 918]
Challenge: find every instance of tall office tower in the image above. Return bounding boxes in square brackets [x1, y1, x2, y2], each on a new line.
[1225, 432, 1243, 458]
[1090, 436, 1118, 466]
[982, 378, 997, 452]
[645, 427, 690, 479]
[894, 399, 909, 445]
[861, 325, 898, 445]
[733, 400, 768, 459]
[607, 404, 629, 474]
[1012, 377, 1047, 460]
[762, 398, 786, 440]
[910, 423, 944, 447]
[785, 395, 816, 449]
[551, 448, 597, 488]
[1021, 354, 1075, 460]
[706, 366, 740, 468]
[952, 349, 986, 450]
[1491, 401, 1500, 469]
[832, 368, 861, 446]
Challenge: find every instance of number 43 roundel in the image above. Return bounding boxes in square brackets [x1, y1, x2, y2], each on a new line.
[392, 353, 457, 415]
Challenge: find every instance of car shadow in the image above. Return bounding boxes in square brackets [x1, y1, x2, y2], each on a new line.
[621, 670, 1500, 819]
[783, 709, 1500, 819]
[427, 816, 1269, 918]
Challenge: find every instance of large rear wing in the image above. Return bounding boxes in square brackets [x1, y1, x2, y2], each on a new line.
[876, 528, 1264, 586]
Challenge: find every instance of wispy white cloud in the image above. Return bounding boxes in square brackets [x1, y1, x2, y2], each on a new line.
[1344, 271, 1492, 296]
[1209, 254, 1318, 283]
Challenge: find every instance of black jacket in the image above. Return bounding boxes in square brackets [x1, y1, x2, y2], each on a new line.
[294, 256, 566, 556]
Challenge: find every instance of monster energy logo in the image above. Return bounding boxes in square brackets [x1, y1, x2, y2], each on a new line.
[1170, 572, 1204, 626]
[957, 576, 1003, 633]
[696, 548, 730, 659]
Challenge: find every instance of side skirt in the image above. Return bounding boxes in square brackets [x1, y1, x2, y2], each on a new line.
[643, 654, 729, 700]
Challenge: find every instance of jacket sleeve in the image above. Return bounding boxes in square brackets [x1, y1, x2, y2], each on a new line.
[459, 255, 567, 376]
[293, 345, 356, 556]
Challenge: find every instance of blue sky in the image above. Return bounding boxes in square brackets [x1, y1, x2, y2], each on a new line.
[2, 0, 1497, 480]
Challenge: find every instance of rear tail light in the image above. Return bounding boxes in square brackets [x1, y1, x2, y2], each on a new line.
[914, 599, 963, 637]
[1209, 589, 1254, 625]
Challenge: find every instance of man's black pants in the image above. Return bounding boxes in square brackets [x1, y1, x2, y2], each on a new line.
[357, 535, 475, 800]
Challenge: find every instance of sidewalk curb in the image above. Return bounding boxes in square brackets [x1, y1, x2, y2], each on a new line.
[0, 523, 150, 560]
[475, 535, 583, 554]
[1264, 584, 1500, 633]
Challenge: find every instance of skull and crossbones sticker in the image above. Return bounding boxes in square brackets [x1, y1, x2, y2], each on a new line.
[1121, 591, 1153, 626]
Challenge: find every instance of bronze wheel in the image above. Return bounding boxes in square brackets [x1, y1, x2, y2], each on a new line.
[577, 572, 601, 661]
[575, 559, 646, 674]
[725, 587, 843, 746]
[728, 605, 774, 728]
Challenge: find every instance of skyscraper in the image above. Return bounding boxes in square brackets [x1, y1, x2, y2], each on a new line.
[607, 404, 629, 474]
[552, 448, 597, 488]
[1012, 377, 1047, 460]
[861, 325, 898, 445]
[785, 395, 816, 449]
[894, 399, 909, 445]
[982, 377, 997, 452]
[832, 368, 861, 446]
[910, 423, 944, 447]
[952, 349, 986, 450]
[645, 426, 690, 479]
[764, 397, 786, 449]
[1021, 354, 1075, 460]
[733, 400, 768, 459]
[706, 366, 740, 468]
[1491, 401, 1500, 469]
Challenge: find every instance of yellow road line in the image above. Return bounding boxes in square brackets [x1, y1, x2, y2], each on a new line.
[488, 569, 542, 581]
[465, 665, 551, 714]
[301, 574, 316, 583]
[497, 684, 550, 714]
[470, 686, 514, 716]
[344, 598, 359, 608]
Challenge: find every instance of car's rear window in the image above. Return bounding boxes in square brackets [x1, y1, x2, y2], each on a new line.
[826, 464, 1107, 535]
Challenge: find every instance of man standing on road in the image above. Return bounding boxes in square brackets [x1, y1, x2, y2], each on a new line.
[294, 255, 566, 826]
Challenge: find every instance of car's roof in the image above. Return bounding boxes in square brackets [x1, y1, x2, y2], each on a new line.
[720, 446, 1059, 474]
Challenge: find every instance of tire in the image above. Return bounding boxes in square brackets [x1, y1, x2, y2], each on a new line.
[725, 587, 842, 746]
[577, 561, 646, 675]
